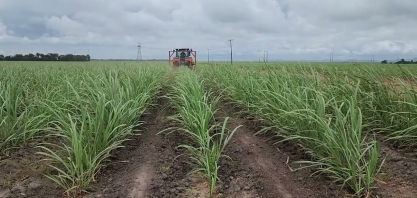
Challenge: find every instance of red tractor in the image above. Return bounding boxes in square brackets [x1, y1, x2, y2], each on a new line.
[169, 48, 196, 69]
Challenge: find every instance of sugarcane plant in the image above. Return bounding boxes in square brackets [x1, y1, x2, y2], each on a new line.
[162, 67, 239, 196]
[200, 64, 384, 197]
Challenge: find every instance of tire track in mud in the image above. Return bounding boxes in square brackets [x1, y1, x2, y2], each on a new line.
[126, 106, 169, 198]
[82, 67, 383, 198]
[214, 104, 348, 198]
[83, 69, 198, 198]
[212, 103, 417, 198]
[84, 96, 179, 198]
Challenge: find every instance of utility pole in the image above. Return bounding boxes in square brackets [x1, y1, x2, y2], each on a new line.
[228, 39, 233, 64]
[330, 53, 334, 62]
[371, 55, 374, 63]
[136, 43, 142, 61]
[207, 49, 210, 62]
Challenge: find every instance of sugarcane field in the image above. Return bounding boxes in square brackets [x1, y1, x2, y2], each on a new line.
[1, 61, 417, 198]
[1, 1, 417, 197]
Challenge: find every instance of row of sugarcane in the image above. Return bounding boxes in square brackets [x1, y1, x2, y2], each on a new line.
[161, 67, 239, 196]
[200, 64, 384, 198]
[0, 62, 168, 196]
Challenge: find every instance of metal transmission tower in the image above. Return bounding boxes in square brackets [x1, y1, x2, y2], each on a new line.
[330, 53, 334, 62]
[228, 39, 233, 64]
[136, 43, 142, 61]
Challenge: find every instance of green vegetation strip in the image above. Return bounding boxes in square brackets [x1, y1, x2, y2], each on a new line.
[0, 62, 169, 196]
[201, 64, 384, 197]
[162, 67, 239, 196]
[2, 61, 417, 197]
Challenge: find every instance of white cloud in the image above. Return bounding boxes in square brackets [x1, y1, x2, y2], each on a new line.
[0, 0, 417, 60]
[46, 16, 86, 37]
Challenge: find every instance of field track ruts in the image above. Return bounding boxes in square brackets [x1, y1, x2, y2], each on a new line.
[217, 100, 417, 198]
[83, 95, 183, 198]
[214, 103, 347, 198]
[0, 93, 186, 198]
[3, 67, 417, 198]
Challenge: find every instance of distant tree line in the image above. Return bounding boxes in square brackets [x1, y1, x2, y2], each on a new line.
[0, 53, 91, 61]
[381, 58, 415, 64]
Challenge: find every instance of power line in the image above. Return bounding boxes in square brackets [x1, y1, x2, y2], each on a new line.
[228, 39, 233, 64]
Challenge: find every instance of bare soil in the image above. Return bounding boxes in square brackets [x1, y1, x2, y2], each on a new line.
[0, 95, 181, 198]
[373, 143, 417, 198]
[0, 141, 62, 198]
[379, 77, 417, 93]
[217, 100, 417, 198]
[214, 103, 348, 198]
[82, 96, 180, 198]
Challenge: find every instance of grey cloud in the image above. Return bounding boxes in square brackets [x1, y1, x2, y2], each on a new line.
[276, 0, 290, 19]
[0, 20, 7, 35]
[201, 0, 290, 34]
[9, 20, 58, 39]
[201, 0, 253, 24]
[0, 0, 417, 61]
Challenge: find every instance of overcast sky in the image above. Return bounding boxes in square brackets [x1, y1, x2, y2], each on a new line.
[0, 0, 417, 61]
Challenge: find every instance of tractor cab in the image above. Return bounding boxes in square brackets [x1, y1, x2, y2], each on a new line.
[169, 48, 196, 69]
[175, 49, 190, 63]
[175, 49, 191, 58]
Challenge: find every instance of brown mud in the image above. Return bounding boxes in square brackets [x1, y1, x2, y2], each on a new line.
[82, 96, 180, 198]
[218, 99, 417, 198]
[373, 143, 417, 198]
[0, 142, 61, 198]
[214, 103, 349, 198]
